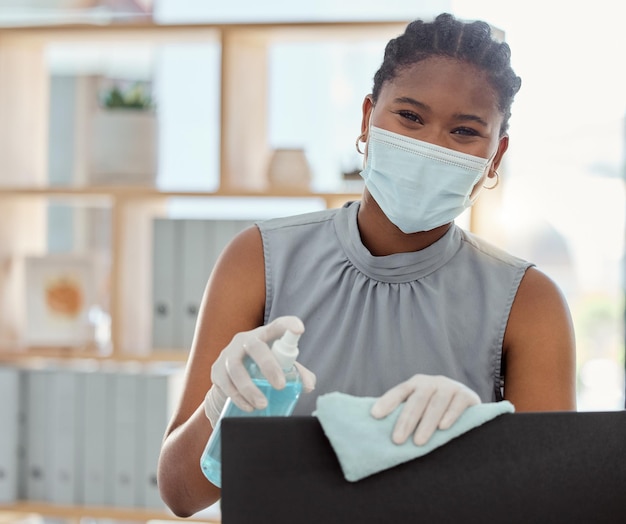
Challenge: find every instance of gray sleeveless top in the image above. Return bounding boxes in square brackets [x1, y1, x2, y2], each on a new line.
[257, 201, 532, 415]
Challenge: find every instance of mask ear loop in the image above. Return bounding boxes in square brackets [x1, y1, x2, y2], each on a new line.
[355, 133, 366, 155]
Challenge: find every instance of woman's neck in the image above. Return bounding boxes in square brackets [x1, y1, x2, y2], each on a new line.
[356, 190, 451, 256]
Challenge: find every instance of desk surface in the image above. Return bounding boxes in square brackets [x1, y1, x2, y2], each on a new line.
[221, 411, 626, 524]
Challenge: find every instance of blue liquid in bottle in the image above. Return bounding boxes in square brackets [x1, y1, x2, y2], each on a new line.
[200, 331, 303, 488]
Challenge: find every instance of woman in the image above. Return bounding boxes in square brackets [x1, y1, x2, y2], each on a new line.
[158, 13, 576, 516]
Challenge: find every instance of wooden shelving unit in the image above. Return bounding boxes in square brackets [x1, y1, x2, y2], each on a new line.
[0, 18, 406, 359]
[0, 186, 360, 359]
[0, 15, 410, 523]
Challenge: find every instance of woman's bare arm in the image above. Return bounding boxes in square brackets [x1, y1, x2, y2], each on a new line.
[157, 225, 266, 516]
[503, 267, 577, 411]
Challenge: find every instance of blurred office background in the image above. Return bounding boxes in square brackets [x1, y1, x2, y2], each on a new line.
[3, 0, 625, 411]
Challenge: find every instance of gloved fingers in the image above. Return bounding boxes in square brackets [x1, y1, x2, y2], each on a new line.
[223, 344, 268, 410]
[438, 387, 480, 430]
[240, 316, 306, 390]
[294, 362, 317, 393]
[238, 334, 286, 391]
[411, 388, 454, 445]
[370, 374, 482, 446]
[258, 315, 305, 344]
[210, 334, 264, 411]
[390, 380, 435, 445]
[407, 378, 480, 445]
[209, 315, 306, 412]
[370, 379, 417, 419]
[209, 358, 269, 413]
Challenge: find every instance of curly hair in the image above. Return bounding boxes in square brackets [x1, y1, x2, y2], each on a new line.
[372, 13, 522, 135]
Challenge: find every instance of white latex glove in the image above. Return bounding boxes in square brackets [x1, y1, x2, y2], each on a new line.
[204, 316, 316, 428]
[370, 374, 480, 446]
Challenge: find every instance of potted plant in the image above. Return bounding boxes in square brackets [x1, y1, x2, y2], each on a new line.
[101, 82, 154, 110]
[89, 80, 157, 186]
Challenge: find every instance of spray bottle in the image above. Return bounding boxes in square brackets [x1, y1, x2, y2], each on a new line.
[200, 330, 303, 487]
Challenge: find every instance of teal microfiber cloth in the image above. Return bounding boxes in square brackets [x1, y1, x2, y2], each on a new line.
[313, 391, 515, 482]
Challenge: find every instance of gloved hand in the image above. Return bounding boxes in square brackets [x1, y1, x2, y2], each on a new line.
[204, 316, 316, 428]
[370, 374, 480, 446]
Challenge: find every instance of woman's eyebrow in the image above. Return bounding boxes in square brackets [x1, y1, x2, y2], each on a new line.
[394, 97, 489, 128]
[393, 96, 430, 111]
[452, 112, 489, 127]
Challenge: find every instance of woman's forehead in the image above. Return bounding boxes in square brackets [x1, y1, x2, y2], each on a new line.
[381, 57, 500, 114]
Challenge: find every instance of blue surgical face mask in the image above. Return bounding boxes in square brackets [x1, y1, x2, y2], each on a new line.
[360, 126, 495, 233]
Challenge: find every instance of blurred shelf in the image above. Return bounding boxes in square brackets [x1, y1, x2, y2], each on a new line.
[0, 186, 361, 208]
[0, 501, 219, 523]
[0, 19, 407, 34]
[0, 346, 189, 363]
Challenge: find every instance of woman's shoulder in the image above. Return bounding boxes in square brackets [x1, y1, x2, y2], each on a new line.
[209, 224, 265, 286]
[457, 226, 533, 270]
[257, 202, 354, 233]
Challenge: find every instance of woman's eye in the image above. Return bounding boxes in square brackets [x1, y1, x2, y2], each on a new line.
[453, 127, 479, 136]
[397, 111, 421, 123]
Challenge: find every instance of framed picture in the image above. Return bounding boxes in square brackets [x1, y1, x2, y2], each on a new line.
[24, 255, 96, 347]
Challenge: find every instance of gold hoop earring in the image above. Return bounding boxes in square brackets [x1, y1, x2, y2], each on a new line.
[355, 133, 366, 155]
[484, 170, 499, 190]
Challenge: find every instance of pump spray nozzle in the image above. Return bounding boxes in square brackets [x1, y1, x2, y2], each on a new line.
[271, 330, 301, 371]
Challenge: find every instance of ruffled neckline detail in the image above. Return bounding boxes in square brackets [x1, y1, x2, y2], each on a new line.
[334, 201, 462, 283]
